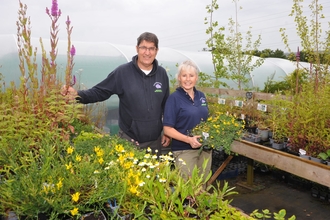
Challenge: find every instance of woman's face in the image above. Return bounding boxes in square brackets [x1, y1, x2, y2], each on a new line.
[178, 66, 198, 91]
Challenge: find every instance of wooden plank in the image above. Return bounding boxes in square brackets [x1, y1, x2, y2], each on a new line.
[199, 88, 291, 102]
[231, 140, 330, 188]
[253, 92, 289, 101]
[199, 87, 219, 95]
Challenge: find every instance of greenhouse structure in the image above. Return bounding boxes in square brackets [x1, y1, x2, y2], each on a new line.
[0, 34, 310, 134]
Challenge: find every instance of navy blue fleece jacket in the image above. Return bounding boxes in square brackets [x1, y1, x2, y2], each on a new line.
[77, 55, 170, 143]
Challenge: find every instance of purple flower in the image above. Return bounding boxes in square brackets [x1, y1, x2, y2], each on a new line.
[51, 0, 59, 16]
[70, 45, 76, 56]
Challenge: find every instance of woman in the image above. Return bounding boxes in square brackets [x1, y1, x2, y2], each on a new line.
[163, 60, 211, 182]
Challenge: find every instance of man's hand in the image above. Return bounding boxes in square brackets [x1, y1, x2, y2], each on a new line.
[61, 85, 78, 100]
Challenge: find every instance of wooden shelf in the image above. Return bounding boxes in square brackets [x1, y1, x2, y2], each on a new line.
[231, 140, 330, 188]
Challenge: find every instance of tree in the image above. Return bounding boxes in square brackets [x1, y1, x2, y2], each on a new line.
[252, 49, 287, 59]
[280, 0, 330, 91]
[205, 0, 264, 90]
[204, 0, 228, 88]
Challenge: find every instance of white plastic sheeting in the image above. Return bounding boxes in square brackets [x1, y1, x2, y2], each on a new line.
[0, 34, 309, 90]
[0, 34, 309, 133]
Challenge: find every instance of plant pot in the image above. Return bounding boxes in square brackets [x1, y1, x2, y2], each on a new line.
[243, 133, 260, 143]
[272, 142, 284, 150]
[258, 128, 269, 141]
[268, 130, 273, 138]
[5, 211, 18, 220]
[310, 156, 322, 163]
[299, 154, 310, 160]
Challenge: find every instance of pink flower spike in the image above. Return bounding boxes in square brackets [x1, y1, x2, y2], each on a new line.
[66, 16, 71, 25]
[70, 45, 76, 56]
[46, 7, 50, 15]
[70, 75, 76, 86]
[51, 0, 58, 16]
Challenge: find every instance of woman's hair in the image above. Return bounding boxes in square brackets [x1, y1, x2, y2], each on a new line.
[137, 32, 159, 48]
[176, 60, 199, 86]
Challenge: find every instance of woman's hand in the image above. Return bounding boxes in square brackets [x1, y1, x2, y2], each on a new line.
[188, 135, 202, 149]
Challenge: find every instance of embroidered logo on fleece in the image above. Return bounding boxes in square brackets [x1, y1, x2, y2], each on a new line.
[200, 97, 207, 106]
[153, 82, 163, 93]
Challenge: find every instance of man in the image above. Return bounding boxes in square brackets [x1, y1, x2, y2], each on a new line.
[65, 32, 171, 155]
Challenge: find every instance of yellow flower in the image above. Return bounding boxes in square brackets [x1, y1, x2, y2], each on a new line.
[67, 146, 74, 155]
[94, 146, 101, 152]
[126, 151, 135, 159]
[56, 178, 63, 190]
[70, 207, 79, 216]
[123, 161, 133, 169]
[65, 162, 72, 170]
[118, 154, 126, 164]
[75, 155, 82, 162]
[115, 144, 125, 153]
[95, 147, 104, 157]
[71, 192, 80, 202]
[98, 157, 104, 164]
[129, 185, 139, 195]
[159, 178, 167, 183]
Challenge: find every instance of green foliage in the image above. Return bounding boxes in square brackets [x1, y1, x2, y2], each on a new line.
[252, 49, 287, 59]
[251, 209, 296, 220]
[318, 149, 330, 161]
[286, 83, 330, 156]
[262, 72, 291, 94]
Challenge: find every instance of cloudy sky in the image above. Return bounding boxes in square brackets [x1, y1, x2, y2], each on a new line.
[1, 0, 329, 53]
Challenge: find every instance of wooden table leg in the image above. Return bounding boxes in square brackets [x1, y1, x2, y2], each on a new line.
[246, 158, 254, 186]
[236, 157, 265, 191]
[207, 155, 233, 186]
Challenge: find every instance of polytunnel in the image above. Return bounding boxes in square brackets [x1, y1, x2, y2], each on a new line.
[0, 34, 308, 134]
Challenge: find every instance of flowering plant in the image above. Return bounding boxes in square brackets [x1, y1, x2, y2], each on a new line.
[191, 110, 245, 154]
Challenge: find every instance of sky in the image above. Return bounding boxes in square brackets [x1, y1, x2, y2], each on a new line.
[1, 0, 330, 53]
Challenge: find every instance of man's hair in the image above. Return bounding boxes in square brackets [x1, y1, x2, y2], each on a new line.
[137, 32, 159, 48]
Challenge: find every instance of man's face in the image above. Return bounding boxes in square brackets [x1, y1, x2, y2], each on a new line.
[136, 40, 158, 69]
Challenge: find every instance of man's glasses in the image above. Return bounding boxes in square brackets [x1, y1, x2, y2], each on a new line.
[138, 46, 157, 52]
